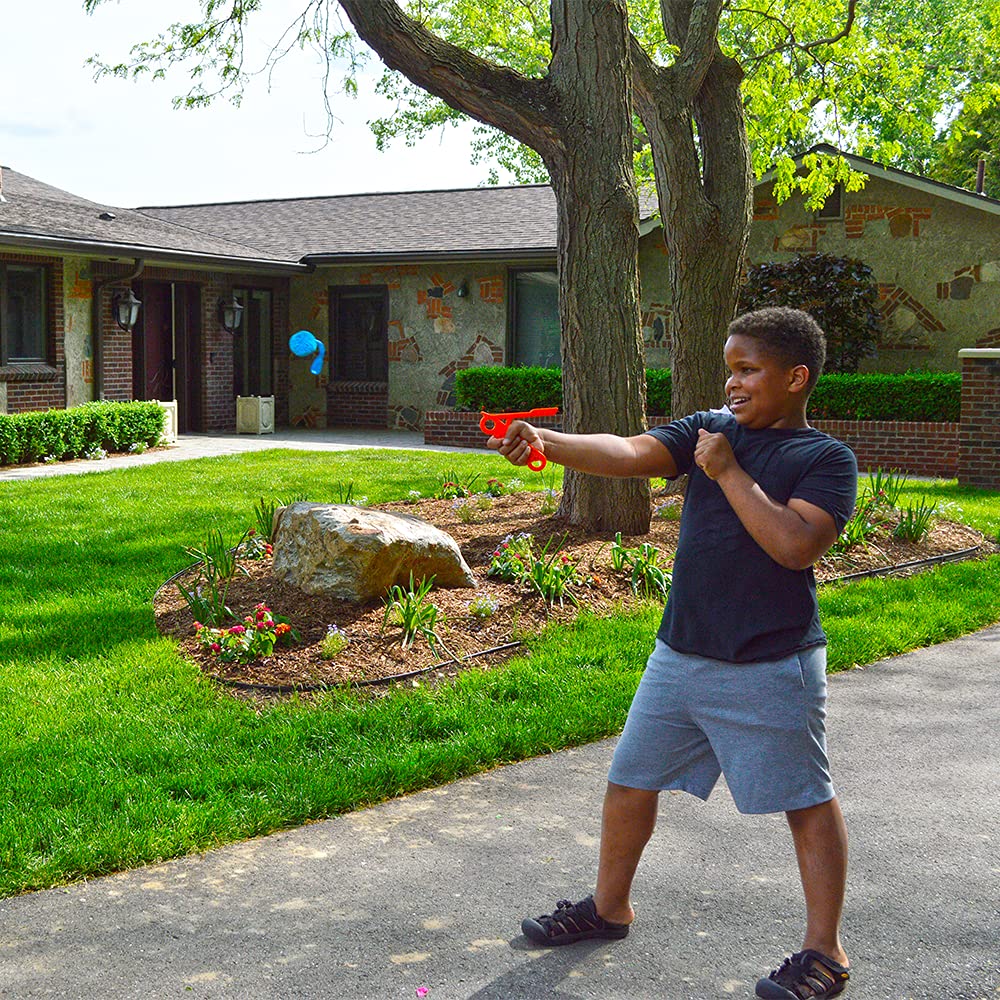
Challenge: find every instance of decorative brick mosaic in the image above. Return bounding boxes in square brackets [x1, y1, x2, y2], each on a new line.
[436, 335, 503, 407]
[479, 276, 504, 304]
[844, 204, 931, 239]
[389, 403, 423, 432]
[937, 265, 982, 300]
[773, 223, 826, 252]
[359, 265, 419, 290]
[642, 303, 672, 349]
[417, 272, 456, 320]
[387, 320, 422, 363]
[753, 199, 779, 221]
[878, 284, 944, 349]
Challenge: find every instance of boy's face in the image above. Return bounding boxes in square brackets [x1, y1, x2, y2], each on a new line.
[723, 334, 809, 430]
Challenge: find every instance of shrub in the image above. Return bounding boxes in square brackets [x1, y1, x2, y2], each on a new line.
[0, 401, 164, 466]
[809, 372, 961, 422]
[454, 365, 960, 422]
[739, 253, 881, 373]
[455, 365, 672, 415]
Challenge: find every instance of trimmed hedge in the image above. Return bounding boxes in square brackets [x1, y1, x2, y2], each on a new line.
[809, 372, 961, 422]
[0, 401, 166, 466]
[454, 367, 961, 422]
[455, 366, 673, 416]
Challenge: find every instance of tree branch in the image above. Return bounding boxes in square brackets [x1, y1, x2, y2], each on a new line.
[337, 0, 561, 158]
[676, 0, 725, 98]
[740, 0, 859, 67]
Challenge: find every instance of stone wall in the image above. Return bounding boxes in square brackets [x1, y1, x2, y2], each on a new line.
[746, 175, 1000, 373]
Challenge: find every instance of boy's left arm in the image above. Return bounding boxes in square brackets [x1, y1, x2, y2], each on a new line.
[694, 429, 839, 571]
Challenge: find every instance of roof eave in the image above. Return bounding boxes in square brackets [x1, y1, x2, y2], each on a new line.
[0, 230, 309, 273]
[303, 247, 558, 266]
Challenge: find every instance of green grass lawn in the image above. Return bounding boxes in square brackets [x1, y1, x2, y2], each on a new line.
[1, 452, 998, 898]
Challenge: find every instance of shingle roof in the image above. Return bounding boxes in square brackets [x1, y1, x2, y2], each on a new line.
[0, 165, 657, 265]
[138, 184, 561, 261]
[0, 167, 293, 264]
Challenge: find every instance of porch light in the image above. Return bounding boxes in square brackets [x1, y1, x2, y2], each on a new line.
[112, 288, 142, 332]
[219, 293, 244, 334]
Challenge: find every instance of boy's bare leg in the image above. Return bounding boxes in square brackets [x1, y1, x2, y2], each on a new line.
[593, 781, 659, 925]
[785, 796, 850, 967]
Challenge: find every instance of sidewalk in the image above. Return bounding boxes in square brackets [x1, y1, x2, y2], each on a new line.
[1, 627, 997, 999]
[0, 428, 477, 482]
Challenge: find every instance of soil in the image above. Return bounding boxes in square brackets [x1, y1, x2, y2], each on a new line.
[152, 490, 990, 696]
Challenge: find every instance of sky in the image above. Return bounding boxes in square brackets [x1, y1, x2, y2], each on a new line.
[1, 0, 497, 209]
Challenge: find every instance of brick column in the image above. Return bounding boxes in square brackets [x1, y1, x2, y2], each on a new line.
[957, 348, 1000, 489]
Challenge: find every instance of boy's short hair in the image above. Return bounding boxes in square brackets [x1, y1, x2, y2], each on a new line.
[727, 307, 827, 390]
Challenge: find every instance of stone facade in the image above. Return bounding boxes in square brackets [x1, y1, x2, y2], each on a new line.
[747, 175, 1000, 372]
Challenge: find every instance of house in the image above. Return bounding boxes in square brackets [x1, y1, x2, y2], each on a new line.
[2, 147, 998, 432]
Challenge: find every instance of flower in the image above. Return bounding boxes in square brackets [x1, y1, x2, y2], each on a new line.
[275, 623, 291, 636]
[229, 624, 246, 635]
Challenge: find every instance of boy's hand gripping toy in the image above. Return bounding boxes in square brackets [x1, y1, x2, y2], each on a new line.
[289, 330, 326, 376]
[479, 407, 559, 471]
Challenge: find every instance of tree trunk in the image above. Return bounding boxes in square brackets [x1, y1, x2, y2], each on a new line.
[632, 45, 753, 420]
[546, 2, 651, 534]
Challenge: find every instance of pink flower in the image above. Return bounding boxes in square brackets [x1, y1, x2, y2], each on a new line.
[416, 990, 429, 998]
[210, 642, 221, 653]
[256, 622, 269, 631]
[193, 621, 202, 631]
[229, 625, 246, 635]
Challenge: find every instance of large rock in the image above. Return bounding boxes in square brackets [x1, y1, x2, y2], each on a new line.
[271, 502, 476, 601]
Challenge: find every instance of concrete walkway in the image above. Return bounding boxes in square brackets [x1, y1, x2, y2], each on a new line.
[0, 428, 476, 482]
[1, 628, 997, 999]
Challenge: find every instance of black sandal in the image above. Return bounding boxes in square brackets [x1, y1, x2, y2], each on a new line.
[521, 895, 630, 946]
[755, 948, 850, 998]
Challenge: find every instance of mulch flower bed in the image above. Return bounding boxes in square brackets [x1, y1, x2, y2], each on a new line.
[153, 490, 989, 696]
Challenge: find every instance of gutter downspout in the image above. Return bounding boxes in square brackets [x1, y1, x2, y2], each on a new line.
[92, 258, 144, 400]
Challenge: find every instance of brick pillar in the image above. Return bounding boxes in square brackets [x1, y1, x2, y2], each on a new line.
[957, 348, 1000, 489]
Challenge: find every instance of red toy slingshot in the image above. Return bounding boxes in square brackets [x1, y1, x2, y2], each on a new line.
[479, 407, 559, 471]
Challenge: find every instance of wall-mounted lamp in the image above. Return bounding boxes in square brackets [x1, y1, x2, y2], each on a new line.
[112, 287, 142, 332]
[456, 279, 469, 298]
[219, 293, 244, 334]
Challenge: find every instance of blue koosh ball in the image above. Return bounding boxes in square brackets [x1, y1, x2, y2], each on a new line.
[289, 330, 320, 357]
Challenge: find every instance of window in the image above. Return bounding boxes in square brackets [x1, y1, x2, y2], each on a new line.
[330, 285, 388, 381]
[1, 264, 47, 364]
[510, 268, 560, 367]
[816, 183, 844, 221]
[233, 288, 273, 396]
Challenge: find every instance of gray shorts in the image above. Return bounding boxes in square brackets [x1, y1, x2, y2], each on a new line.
[607, 640, 834, 814]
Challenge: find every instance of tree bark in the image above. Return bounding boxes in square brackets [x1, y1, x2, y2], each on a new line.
[545, 2, 650, 534]
[340, 0, 651, 534]
[631, 19, 753, 420]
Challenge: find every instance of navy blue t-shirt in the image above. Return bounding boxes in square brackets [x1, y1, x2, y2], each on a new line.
[647, 411, 857, 662]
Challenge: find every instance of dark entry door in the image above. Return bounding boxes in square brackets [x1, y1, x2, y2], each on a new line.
[133, 280, 203, 433]
[331, 285, 388, 381]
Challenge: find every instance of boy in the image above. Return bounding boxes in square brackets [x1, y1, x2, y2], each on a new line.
[488, 307, 858, 999]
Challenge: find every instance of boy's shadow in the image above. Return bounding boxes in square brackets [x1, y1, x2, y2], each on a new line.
[466, 937, 607, 1000]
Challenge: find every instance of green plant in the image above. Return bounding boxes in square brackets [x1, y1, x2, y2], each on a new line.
[437, 469, 480, 499]
[382, 573, 449, 655]
[484, 477, 506, 497]
[894, 498, 938, 542]
[524, 540, 580, 607]
[177, 527, 248, 625]
[809, 372, 961, 422]
[195, 603, 296, 664]
[333, 481, 355, 504]
[488, 532, 536, 583]
[610, 533, 671, 600]
[467, 593, 500, 623]
[829, 495, 883, 554]
[865, 469, 909, 510]
[739, 253, 881, 373]
[252, 496, 281, 542]
[320, 624, 350, 660]
[237, 528, 273, 560]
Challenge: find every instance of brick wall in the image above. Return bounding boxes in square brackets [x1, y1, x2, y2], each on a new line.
[328, 380, 389, 428]
[957, 349, 1000, 489]
[424, 410, 960, 478]
[1, 253, 66, 413]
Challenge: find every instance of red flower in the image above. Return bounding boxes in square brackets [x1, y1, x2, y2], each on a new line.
[248, 528, 257, 537]
[210, 642, 221, 653]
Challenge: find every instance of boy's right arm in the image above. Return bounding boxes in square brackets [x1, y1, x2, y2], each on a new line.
[488, 420, 677, 479]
